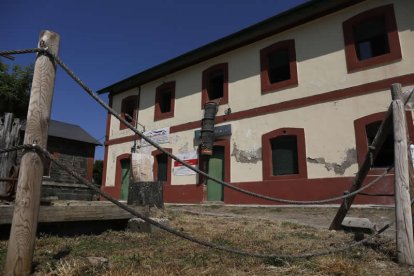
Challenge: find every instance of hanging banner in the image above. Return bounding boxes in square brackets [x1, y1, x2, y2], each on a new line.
[173, 151, 198, 176]
[131, 152, 153, 182]
[141, 127, 170, 147]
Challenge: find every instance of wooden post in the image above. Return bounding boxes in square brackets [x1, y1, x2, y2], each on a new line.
[330, 105, 393, 230]
[393, 99, 414, 265]
[5, 30, 59, 276]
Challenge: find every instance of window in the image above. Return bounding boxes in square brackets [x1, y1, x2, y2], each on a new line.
[202, 63, 228, 107]
[343, 4, 401, 72]
[271, 135, 298, 175]
[354, 112, 395, 170]
[152, 148, 172, 184]
[154, 82, 175, 121]
[262, 128, 307, 180]
[365, 121, 393, 168]
[120, 95, 138, 130]
[260, 39, 298, 93]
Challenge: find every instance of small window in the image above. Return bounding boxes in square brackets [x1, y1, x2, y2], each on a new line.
[152, 149, 172, 184]
[262, 128, 307, 180]
[365, 121, 394, 168]
[271, 135, 298, 175]
[155, 82, 175, 121]
[202, 63, 228, 107]
[156, 154, 168, 181]
[354, 17, 389, 61]
[260, 40, 297, 93]
[120, 95, 138, 130]
[343, 4, 401, 72]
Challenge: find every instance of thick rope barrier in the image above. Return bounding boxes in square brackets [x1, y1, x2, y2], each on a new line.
[0, 144, 391, 204]
[0, 47, 396, 260]
[17, 143, 391, 260]
[26, 47, 389, 205]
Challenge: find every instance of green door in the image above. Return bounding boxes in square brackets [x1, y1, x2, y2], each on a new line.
[207, 146, 224, 201]
[120, 159, 131, 200]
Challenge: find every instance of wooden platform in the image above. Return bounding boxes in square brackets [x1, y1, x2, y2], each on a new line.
[0, 201, 145, 225]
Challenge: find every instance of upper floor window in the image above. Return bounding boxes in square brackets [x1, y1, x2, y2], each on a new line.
[202, 63, 228, 107]
[260, 39, 298, 93]
[262, 128, 307, 180]
[120, 95, 138, 130]
[154, 82, 175, 121]
[343, 4, 401, 72]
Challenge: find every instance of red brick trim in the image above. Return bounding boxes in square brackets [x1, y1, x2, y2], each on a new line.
[260, 39, 298, 93]
[154, 81, 175, 121]
[152, 148, 172, 185]
[105, 73, 414, 146]
[262, 128, 307, 180]
[202, 63, 229, 108]
[343, 4, 401, 72]
[120, 95, 138, 130]
[354, 111, 414, 174]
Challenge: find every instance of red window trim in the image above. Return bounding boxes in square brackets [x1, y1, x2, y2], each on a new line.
[152, 148, 172, 185]
[119, 95, 138, 130]
[154, 81, 176, 121]
[114, 153, 131, 199]
[201, 63, 229, 108]
[343, 4, 401, 73]
[354, 111, 414, 174]
[260, 39, 298, 94]
[262, 128, 307, 180]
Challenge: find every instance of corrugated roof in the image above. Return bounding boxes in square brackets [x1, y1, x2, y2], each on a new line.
[97, 0, 364, 95]
[22, 120, 101, 145]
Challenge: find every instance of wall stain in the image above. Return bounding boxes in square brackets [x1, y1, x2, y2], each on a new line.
[307, 148, 357, 175]
[231, 143, 261, 164]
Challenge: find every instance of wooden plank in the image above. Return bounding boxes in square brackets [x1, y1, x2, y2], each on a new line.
[5, 31, 60, 276]
[0, 113, 21, 197]
[0, 203, 145, 225]
[393, 100, 414, 265]
[329, 104, 393, 230]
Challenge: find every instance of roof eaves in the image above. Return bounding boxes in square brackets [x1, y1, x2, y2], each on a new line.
[97, 0, 364, 95]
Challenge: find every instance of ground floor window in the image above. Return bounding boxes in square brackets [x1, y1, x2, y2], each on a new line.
[262, 128, 307, 180]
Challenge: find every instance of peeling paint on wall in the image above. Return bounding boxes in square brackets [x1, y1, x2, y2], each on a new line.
[231, 143, 262, 163]
[307, 148, 357, 175]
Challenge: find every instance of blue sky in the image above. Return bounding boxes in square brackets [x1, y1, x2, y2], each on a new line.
[1, 0, 307, 160]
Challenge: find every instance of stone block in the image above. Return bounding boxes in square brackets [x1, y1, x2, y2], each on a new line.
[127, 217, 170, 233]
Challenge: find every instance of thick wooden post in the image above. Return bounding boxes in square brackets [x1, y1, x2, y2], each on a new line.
[5, 30, 59, 276]
[329, 105, 393, 230]
[393, 99, 414, 265]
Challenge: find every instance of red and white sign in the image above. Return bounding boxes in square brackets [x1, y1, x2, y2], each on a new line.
[173, 151, 198, 176]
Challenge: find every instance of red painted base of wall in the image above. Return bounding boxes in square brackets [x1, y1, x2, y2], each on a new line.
[163, 184, 204, 203]
[101, 175, 394, 205]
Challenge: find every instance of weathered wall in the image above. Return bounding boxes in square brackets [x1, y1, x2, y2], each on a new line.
[103, 0, 414, 201]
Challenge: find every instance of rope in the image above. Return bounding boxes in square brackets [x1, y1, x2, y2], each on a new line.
[26, 143, 392, 260]
[0, 47, 395, 205]
[0, 48, 44, 56]
[37, 48, 390, 205]
[0, 144, 37, 154]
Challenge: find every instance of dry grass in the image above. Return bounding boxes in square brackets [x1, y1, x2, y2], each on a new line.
[0, 208, 412, 275]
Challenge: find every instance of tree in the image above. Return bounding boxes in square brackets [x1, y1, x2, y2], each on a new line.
[93, 160, 104, 186]
[0, 59, 34, 119]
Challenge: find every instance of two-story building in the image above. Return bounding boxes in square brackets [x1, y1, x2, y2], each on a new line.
[98, 0, 414, 205]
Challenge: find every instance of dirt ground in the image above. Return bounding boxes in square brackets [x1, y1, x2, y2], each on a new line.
[167, 204, 396, 237]
[1, 203, 412, 275]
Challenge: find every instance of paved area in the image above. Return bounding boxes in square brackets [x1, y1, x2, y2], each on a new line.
[167, 204, 396, 237]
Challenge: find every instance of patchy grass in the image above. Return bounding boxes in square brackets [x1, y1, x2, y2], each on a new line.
[0, 208, 412, 275]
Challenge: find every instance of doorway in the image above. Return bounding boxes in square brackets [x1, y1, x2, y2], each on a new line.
[207, 146, 224, 201]
[120, 158, 131, 200]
